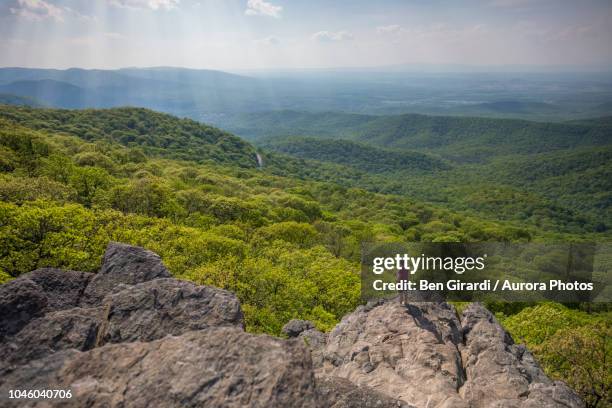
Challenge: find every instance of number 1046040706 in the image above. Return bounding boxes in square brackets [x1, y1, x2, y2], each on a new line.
[8, 389, 73, 399]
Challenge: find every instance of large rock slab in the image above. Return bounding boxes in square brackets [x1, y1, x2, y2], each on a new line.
[81, 242, 171, 305]
[0, 327, 319, 408]
[101, 278, 244, 343]
[0, 273, 244, 367]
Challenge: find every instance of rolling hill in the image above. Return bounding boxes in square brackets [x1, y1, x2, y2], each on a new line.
[0, 79, 87, 108]
[0, 105, 258, 167]
[258, 136, 449, 174]
[216, 110, 612, 162]
[0, 93, 44, 107]
[0, 104, 608, 233]
[218, 110, 612, 231]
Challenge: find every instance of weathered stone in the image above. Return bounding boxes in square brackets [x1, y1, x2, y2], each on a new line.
[522, 381, 586, 408]
[0, 327, 319, 408]
[300, 328, 327, 349]
[283, 319, 315, 337]
[315, 300, 584, 408]
[19, 268, 93, 311]
[458, 303, 583, 408]
[101, 278, 244, 343]
[81, 242, 171, 306]
[0, 307, 104, 366]
[0, 279, 47, 339]
[316, 375, 414, 408]
[316, 300, 464, 408]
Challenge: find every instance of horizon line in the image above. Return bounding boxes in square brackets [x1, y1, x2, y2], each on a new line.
[1, 63, 612, 75]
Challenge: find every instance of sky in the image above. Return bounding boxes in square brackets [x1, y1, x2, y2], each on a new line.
[1, 0, 612, 70]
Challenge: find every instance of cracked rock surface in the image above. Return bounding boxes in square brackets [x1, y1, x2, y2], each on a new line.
[0, 243, 584, 407]
[309, 300, 583, 408]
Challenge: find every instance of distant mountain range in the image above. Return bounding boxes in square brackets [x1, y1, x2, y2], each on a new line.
[0, 67, 261, 113]
[1, 67, 612, 121]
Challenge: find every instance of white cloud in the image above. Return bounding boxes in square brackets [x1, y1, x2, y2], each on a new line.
[377, 25, 403, 34]
[311, 31, 354, 42]
[245, 0, 282, 18]
[10, 0, 66, 22]
[109, 0, 180, 10]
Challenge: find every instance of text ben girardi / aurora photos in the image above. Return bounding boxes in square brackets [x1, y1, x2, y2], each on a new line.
[370, 254, 594, 292]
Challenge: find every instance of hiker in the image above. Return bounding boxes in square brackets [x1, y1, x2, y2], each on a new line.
[397, 267, 409, 305]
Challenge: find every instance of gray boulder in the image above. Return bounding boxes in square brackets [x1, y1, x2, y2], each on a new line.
[300, 327, 327, 349]
[81, 242, 171, 305]
[0, 244, 246, 370]
[283, 319, 315, 337]
[0, 327, 319, 408]
[522, 381, 586, 408]
[101, 278, 244, 343]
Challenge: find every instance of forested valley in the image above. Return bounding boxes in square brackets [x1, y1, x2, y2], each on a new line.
[0, 105, 609, 405]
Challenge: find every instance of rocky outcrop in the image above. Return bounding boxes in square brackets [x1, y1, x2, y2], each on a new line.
[81, 242, 172, 305]
[101, 278, 244, 343]
[0, 306, 104, 366]
[314, 301, 467, 407]
[0, 242, 289, 407]
[1, 328, 317, 408]
[310, 299, 583, 408]
[0, 243, 584, 408]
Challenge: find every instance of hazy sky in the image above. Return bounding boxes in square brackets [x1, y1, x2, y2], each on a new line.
[1, 0, 612, 70]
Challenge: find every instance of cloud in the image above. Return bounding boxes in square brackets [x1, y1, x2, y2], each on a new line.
[109, 0, 180, 10]
[377, 25, 403, 34]
[10, 0, 66, 22]
[245, 0, 282, 18]
[311, 31, 354, 42]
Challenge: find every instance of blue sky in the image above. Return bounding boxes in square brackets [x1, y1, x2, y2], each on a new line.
[1, 0, 611, 70]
